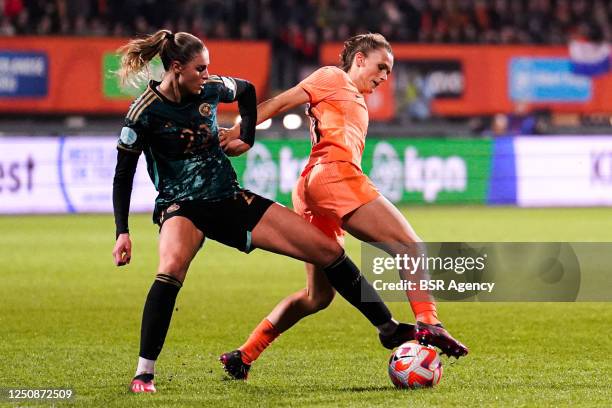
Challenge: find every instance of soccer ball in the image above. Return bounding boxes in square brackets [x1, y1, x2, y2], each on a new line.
[388, 341, 443, 389]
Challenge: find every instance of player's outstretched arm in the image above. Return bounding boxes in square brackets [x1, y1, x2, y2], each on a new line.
[257, 85, 310, 123]
[220, 84, 309, 155]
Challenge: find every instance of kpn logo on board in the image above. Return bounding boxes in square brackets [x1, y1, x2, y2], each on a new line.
[369, 142, 467, 203]
[240, 141, 469, 204]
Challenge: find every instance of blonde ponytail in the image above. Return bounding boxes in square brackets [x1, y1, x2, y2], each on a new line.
[117, 29, 204, 85]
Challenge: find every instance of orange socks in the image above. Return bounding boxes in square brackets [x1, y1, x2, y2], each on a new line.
[239, 318, 280, 365]
[410, 301, 441, 326]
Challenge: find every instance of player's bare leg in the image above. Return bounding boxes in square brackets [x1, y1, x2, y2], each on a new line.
[266, 263, 334, 333]
[131, 216, 203, 393]
[220, 203, 414, 379]
[251, 205, 417, 340]
[220, 265, 335, 380]
[264, 263, 412, 343]
[343, 196, 468, 358]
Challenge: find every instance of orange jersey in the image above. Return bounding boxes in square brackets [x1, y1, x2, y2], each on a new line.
[298, 66, 369, 172]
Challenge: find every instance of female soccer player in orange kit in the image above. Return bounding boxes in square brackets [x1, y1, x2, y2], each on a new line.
[220, 33, 468, 379]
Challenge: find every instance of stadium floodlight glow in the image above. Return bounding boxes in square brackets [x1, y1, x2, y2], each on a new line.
[283, 114, 302, 130]
[256, 118, 272, 130]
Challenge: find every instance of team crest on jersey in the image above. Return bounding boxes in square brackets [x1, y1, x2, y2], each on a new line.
[166, 203, 180, 213]
[199, 103, 212, 117]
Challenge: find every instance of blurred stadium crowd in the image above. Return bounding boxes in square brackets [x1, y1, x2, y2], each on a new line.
[1, 0, 610, 136]
[1, 0, 609, 47]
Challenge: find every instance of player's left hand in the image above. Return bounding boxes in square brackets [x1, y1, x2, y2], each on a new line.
[218, 124, 241, 149]
[113, 233, 132, 266]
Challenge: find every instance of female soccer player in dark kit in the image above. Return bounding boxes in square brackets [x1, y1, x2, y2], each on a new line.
[111, 30, 415, 393]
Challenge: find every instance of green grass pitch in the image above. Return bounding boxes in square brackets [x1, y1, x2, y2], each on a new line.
[1, 207, 611, 407]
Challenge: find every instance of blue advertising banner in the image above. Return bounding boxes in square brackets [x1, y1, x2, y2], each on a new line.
[509, 58, 591, 102]
[0, 51, 48, 97]
[488, 137, 517, 205]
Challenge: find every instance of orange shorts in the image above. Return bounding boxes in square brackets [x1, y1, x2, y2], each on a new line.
[292, 161, 380, 245]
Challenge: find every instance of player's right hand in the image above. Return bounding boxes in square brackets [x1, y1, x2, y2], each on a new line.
[113, 233, 132, 266]
[223, 139, 251, 156]
[218, 124, 240, 148]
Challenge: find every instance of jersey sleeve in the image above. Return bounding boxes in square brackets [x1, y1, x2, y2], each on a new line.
[117, 117, 147, 154]
[217, 76, 238, 103]
[298, 67, 343, 104]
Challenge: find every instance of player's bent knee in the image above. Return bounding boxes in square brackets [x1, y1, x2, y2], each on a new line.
[158, 255, 189, 281]
[311, 291, 335, 312]
[301, 291, 334, 314]
[312, 239, 343, 267]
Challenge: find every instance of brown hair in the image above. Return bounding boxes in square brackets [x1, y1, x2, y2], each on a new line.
[339, 33, 392, 72]
[117, 29, 204, 84]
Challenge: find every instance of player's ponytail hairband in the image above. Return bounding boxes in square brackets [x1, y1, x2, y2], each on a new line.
[165, 32, 174, 41]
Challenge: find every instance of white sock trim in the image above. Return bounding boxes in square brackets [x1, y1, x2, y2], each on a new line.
[135, 357, 156, 376]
